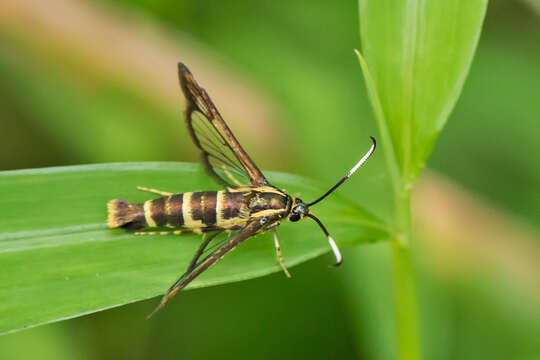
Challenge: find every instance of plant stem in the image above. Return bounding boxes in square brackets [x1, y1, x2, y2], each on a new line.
[355, 49, 422, 360]
[392, 189, 422, 360]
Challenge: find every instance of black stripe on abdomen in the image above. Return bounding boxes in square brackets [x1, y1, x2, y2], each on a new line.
[202, 191, 217, 226]
[190, 191, 217, 227]
[149, 197, 167, 226]
[221, 192, 244, 220]
[146, 194, 185, 228]
[166, 194, 184, 227]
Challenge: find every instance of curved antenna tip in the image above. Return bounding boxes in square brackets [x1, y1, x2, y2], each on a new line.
[306, 214, 343, 266]
[327, 235, 343, 267]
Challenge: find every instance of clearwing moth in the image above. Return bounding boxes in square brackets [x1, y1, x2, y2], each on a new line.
[107, 63, 376, 318]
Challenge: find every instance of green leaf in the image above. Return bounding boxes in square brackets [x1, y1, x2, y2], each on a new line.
[358, 0, 488, 186]
[0, 163, 389, 335]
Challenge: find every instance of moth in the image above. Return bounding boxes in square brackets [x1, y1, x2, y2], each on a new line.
[107, 63, 376, 318]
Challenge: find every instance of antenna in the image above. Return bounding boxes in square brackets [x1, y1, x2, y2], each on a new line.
[307, 136, 376, 207]
[306, 214, 342, 266]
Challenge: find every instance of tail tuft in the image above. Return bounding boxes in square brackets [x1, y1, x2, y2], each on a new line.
[107, 199, 145, 230]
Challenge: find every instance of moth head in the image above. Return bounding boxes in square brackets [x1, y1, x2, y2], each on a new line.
[289, 198, 309, 222]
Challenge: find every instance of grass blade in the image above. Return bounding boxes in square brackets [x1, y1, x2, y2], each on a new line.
[0, 162, 389, 334]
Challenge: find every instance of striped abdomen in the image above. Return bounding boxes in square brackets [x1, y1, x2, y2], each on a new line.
[144, 190, 249, 229]
[108, 190, 249, 231]
[108, 187, 291, 231]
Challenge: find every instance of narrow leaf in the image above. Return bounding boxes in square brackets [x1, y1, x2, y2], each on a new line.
[0, 163, 389, 334]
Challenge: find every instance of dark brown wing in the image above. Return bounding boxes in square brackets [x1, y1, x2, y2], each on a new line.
[147, 215, 279, 318]
[178, 63, 267, 188]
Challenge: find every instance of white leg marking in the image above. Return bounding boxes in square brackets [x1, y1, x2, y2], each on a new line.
[137, 186, 173, 196]
[273, 229, 291, 278]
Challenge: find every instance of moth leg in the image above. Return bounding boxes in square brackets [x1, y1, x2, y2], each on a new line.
[135, 227, 206, 236]
[273, 229, 291, 278]
[221, 165, 245, 187]
[136, 186, 174, 196]
[135, 225, 242, 236]
[134, 229, 194, 236]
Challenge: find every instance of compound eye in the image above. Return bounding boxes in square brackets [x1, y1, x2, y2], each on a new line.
[290, 213, 301, 222]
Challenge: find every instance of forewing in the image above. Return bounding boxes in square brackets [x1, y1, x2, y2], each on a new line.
[148, 215, 278, 318]
[178, 63, 267, 187]
[190, 111, 252, 187]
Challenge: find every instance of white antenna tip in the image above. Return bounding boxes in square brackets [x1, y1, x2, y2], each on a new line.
[328, 235, 342, 266]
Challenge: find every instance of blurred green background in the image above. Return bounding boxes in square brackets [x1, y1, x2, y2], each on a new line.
[1, 0, 539, 359]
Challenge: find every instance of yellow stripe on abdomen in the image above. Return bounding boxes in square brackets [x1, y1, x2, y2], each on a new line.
[182, 192, 204, 228]
[143, 200, 157, 227]
[217, 190, 249, 228]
